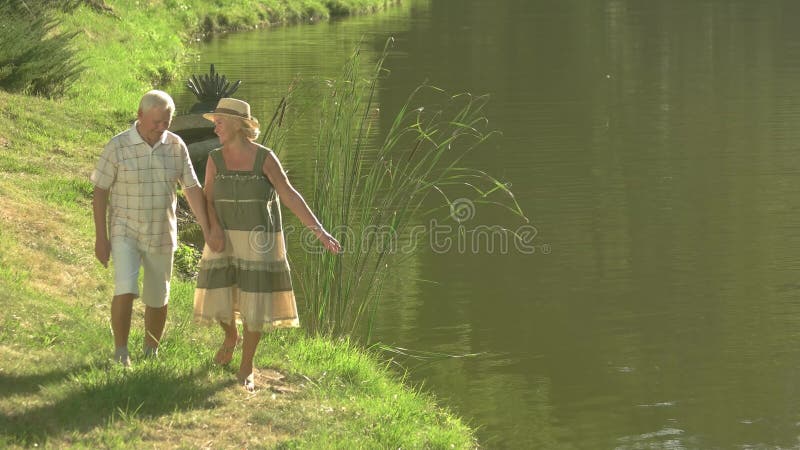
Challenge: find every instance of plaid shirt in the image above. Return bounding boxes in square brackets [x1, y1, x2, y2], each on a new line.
[90, 123, 200, 253]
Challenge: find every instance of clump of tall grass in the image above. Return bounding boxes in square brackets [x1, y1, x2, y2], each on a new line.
[0, 1, 84, 98]
[264, 40, 526, 339]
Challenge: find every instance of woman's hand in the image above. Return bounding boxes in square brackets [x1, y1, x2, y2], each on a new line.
[205, 226, 226, 253]
[315, 228, 342, 254]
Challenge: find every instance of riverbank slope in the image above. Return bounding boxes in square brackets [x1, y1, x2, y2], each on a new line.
[0, 1, 477, 447]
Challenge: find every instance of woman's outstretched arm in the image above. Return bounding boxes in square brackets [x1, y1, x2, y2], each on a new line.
[262, 151, 341, 254]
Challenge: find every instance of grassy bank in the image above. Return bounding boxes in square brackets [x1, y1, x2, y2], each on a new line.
[0, 1, 478, 448]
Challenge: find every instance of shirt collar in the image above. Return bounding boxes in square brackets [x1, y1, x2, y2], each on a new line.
[130, 121, 167, 147]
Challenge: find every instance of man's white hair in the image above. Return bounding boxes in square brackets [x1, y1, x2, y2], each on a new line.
[139, 90, 175, 115]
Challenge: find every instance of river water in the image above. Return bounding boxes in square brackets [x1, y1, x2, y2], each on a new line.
[169, 1, 800, 447]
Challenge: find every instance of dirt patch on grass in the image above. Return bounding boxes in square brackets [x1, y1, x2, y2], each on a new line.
[0, 181, 108, 303]
[140, 367, 304, 448]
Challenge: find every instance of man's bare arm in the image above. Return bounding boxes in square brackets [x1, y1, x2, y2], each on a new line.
[92, 186, 110, 267]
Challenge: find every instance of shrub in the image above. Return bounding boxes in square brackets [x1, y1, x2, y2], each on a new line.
[0, 2, 84, 98]
[174, 243, 201, 279]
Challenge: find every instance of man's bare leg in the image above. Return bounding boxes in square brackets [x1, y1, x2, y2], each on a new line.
[144, 304, 168, 356]
[111, 294, 135, 366]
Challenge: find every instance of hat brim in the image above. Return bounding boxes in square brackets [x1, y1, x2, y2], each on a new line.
[203, 112, 259, 128]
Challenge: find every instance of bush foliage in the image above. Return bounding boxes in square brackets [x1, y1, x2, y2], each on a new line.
[0, 1, 84, 98]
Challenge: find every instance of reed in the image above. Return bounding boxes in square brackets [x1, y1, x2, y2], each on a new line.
[269, 40, 527, 339]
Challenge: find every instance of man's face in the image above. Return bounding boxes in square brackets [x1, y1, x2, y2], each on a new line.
[137, 106, 172, 145]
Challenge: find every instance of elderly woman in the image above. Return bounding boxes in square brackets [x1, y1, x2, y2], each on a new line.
[193, 98, 341, 391]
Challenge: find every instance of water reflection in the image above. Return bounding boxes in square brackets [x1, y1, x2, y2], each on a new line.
[170, 0, 800, 448]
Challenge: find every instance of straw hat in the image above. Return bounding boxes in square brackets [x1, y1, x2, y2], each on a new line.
[203, 98, 259, 128]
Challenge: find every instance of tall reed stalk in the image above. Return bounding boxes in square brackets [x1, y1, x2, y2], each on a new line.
[264, 40, 526, 340]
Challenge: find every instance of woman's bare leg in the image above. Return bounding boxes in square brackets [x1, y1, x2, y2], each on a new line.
[238, 323, 261, 391]
[214, 319, 239, 365]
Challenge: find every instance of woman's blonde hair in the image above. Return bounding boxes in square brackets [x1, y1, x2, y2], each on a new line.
[240, 119, 260, 140]
[218, 115, 260, 140]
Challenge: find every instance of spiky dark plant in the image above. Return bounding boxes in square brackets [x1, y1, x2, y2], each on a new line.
[186, 64, 241, 112]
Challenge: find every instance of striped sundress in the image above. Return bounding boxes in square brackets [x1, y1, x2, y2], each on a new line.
[193, 145, 299, 331]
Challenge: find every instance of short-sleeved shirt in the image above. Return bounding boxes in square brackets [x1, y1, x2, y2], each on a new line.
[90, 122, 199, 253]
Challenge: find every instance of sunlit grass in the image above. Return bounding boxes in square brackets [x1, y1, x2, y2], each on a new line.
[0, 276, 476, 447]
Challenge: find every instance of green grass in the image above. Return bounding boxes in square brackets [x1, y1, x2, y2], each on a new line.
[1, 315, 478, 448]
[0, 269, 477, 447]
[0, 0, 477, 448]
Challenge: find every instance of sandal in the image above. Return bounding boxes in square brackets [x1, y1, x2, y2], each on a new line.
[238, 372, 255, 392]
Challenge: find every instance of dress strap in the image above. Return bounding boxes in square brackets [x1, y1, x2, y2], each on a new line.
[252, 144, 272, 175]
[209, 148, 227, 174]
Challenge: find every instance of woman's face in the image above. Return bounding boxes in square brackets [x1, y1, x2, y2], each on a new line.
[213, 116, 241, 145]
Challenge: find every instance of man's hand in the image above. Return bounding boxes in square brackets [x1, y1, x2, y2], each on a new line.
[95, 237, 111, 267]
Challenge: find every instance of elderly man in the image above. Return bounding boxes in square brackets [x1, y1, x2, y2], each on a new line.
[91, 90, 218, 367]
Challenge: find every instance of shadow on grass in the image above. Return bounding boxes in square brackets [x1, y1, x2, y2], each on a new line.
[0, 360, 230, 445]
[0, 363, 96, 397]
